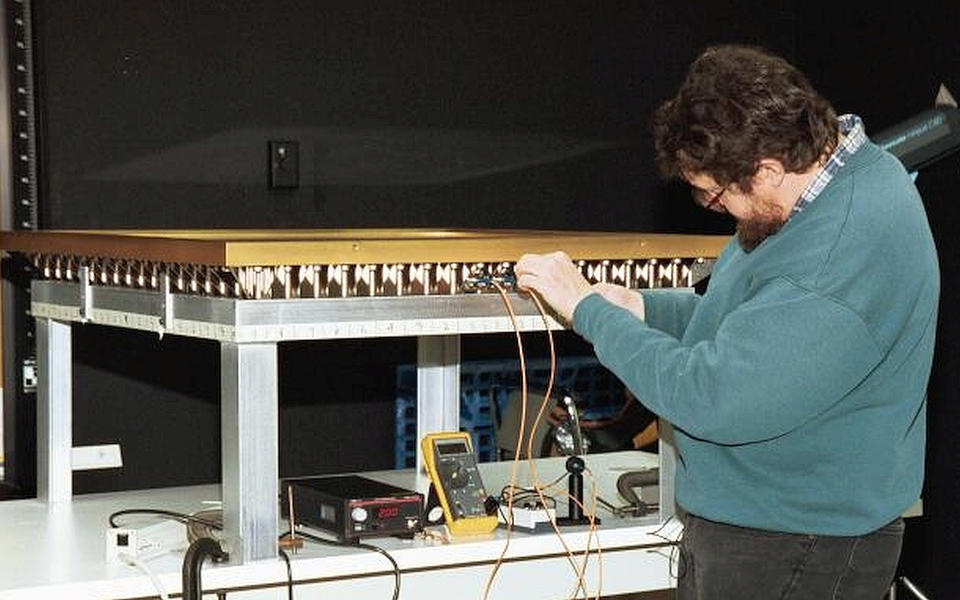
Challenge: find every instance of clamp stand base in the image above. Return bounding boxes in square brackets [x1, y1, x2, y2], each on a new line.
[556, 516, 601, 527]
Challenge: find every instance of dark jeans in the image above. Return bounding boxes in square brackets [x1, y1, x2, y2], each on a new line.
[677, 512, 904, 600]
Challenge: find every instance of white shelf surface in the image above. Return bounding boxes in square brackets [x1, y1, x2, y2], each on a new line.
[0, 451, 679, 600]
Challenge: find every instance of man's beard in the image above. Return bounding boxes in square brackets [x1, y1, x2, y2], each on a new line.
[736, 196, 786, 252]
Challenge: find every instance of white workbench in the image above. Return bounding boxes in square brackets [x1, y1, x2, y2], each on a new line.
[27, 277, 683, 566]
[0, 451, 680, 600]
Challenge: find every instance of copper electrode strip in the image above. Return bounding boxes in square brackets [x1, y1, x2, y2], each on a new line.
[0, 229, 729, 266]
[2, 229, 729, 299]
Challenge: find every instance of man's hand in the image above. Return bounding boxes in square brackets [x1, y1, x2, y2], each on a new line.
[514, 251, 593, 323]
[591, 282, 646, 321]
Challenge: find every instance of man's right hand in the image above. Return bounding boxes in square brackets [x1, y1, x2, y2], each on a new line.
[591, 282, 646, 321]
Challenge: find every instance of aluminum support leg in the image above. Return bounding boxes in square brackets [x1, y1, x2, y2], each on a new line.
[221, 342, 278, 562]
[415, 335, 461, 476]
[36, 317, 72, 503]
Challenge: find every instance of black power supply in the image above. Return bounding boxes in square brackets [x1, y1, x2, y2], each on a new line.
[282, 475, 423, 543]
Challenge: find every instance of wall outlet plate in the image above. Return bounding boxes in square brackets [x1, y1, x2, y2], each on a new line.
[268, 140, 299, 189]
[72, 444, 123, 471]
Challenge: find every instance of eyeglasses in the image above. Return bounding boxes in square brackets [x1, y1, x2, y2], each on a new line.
[691, 185, 728, 212]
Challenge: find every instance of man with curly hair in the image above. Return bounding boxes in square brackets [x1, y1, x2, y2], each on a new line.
[515, 44, 939, 598]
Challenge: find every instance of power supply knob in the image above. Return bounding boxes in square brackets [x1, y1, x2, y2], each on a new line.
[351, 507, 369, 522]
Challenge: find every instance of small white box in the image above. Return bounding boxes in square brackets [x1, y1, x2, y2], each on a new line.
[73, 444, 123, 471]
[497, 505, 557, 533]
[105, 528, 139, 563]
[105, 520, 187, 563]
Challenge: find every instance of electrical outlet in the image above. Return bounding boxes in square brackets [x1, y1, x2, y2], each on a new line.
[22, 358, 37, 393]
[268, 140, 299, 189]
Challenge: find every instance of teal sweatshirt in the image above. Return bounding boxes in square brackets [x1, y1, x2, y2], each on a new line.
[573, 140, 940, 535]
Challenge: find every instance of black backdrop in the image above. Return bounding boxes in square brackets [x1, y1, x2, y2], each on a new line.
[33, 1, 789, 233]
[6, 0, 960, 595]
[20, 0, 791, 494]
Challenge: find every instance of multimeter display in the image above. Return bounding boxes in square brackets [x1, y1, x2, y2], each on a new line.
[437, 441, 469, 455]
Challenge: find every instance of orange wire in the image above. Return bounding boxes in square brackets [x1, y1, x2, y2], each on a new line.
[485, 282, 588, 599]
[481, 281, 605, 599]
[526, 291, 603, 599]
[481, 281, 529, 600]
[566, 472, 604, 599]
[536, 467, 604, 599]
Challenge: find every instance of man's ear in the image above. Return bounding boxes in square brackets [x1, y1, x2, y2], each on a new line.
[755, 159, 786, 188]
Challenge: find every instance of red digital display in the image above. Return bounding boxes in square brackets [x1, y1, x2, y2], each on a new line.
[377, 506, 400, 519]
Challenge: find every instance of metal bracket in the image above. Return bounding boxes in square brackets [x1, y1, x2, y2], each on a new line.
[159, 273, 173, 335]
[78, 266, 91, 322]
[690, 258, 716, 287]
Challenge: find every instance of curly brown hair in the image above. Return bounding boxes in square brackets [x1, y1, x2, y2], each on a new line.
[652, 44, 838, 193]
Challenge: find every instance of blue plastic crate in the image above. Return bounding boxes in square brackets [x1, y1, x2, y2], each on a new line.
[468, 425, 498, 463]
[394, 356, 624, 467]
[393, 394, 418, 469]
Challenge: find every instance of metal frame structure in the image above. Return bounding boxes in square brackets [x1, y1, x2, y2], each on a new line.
[28, 278, 684, 563]
[3, 228, 729, 562]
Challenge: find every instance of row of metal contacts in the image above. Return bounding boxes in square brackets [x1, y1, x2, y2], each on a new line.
[29, 254, 711, 299]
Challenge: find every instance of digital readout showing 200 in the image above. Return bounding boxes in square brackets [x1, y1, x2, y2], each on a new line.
[377, 506, 401, 519]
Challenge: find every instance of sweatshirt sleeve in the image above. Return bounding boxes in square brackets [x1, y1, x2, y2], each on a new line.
[572, 277, 883, 444]
[641, 289, 701, 339]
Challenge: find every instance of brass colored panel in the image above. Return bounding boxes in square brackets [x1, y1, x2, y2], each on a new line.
[0, 230, 227, 265]
[1, 229, 730, 267]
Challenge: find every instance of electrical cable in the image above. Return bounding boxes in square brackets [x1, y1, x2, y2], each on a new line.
[486, 283, 600, 599]
[499, 483, 559, 509]
[571, 468, 603, 599]
[109, 507, 295, 598]
[534, 461, 605, 599]
[527, 289, 603, 599]
[278, 548, 294, 600]
[108, 508, 222, 531]
[185, 508, 223, 544]
[643, 514, 686, 582]
[286, 529, 400, 600]
[500, 284, 589, 597]
[482, 280, 532, 600]
[181, 537, 229, 600]
[117, 552, 170, 600]
[594, 494, 658, 518]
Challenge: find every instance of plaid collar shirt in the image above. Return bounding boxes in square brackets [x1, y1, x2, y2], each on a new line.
[791, 113, 866, 215]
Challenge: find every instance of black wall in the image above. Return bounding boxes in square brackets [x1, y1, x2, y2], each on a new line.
[7, 0, 796, 498]
[32, 1, 791, 233]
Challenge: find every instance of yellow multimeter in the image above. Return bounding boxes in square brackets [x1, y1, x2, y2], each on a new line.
[421, 432, 499, 536]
